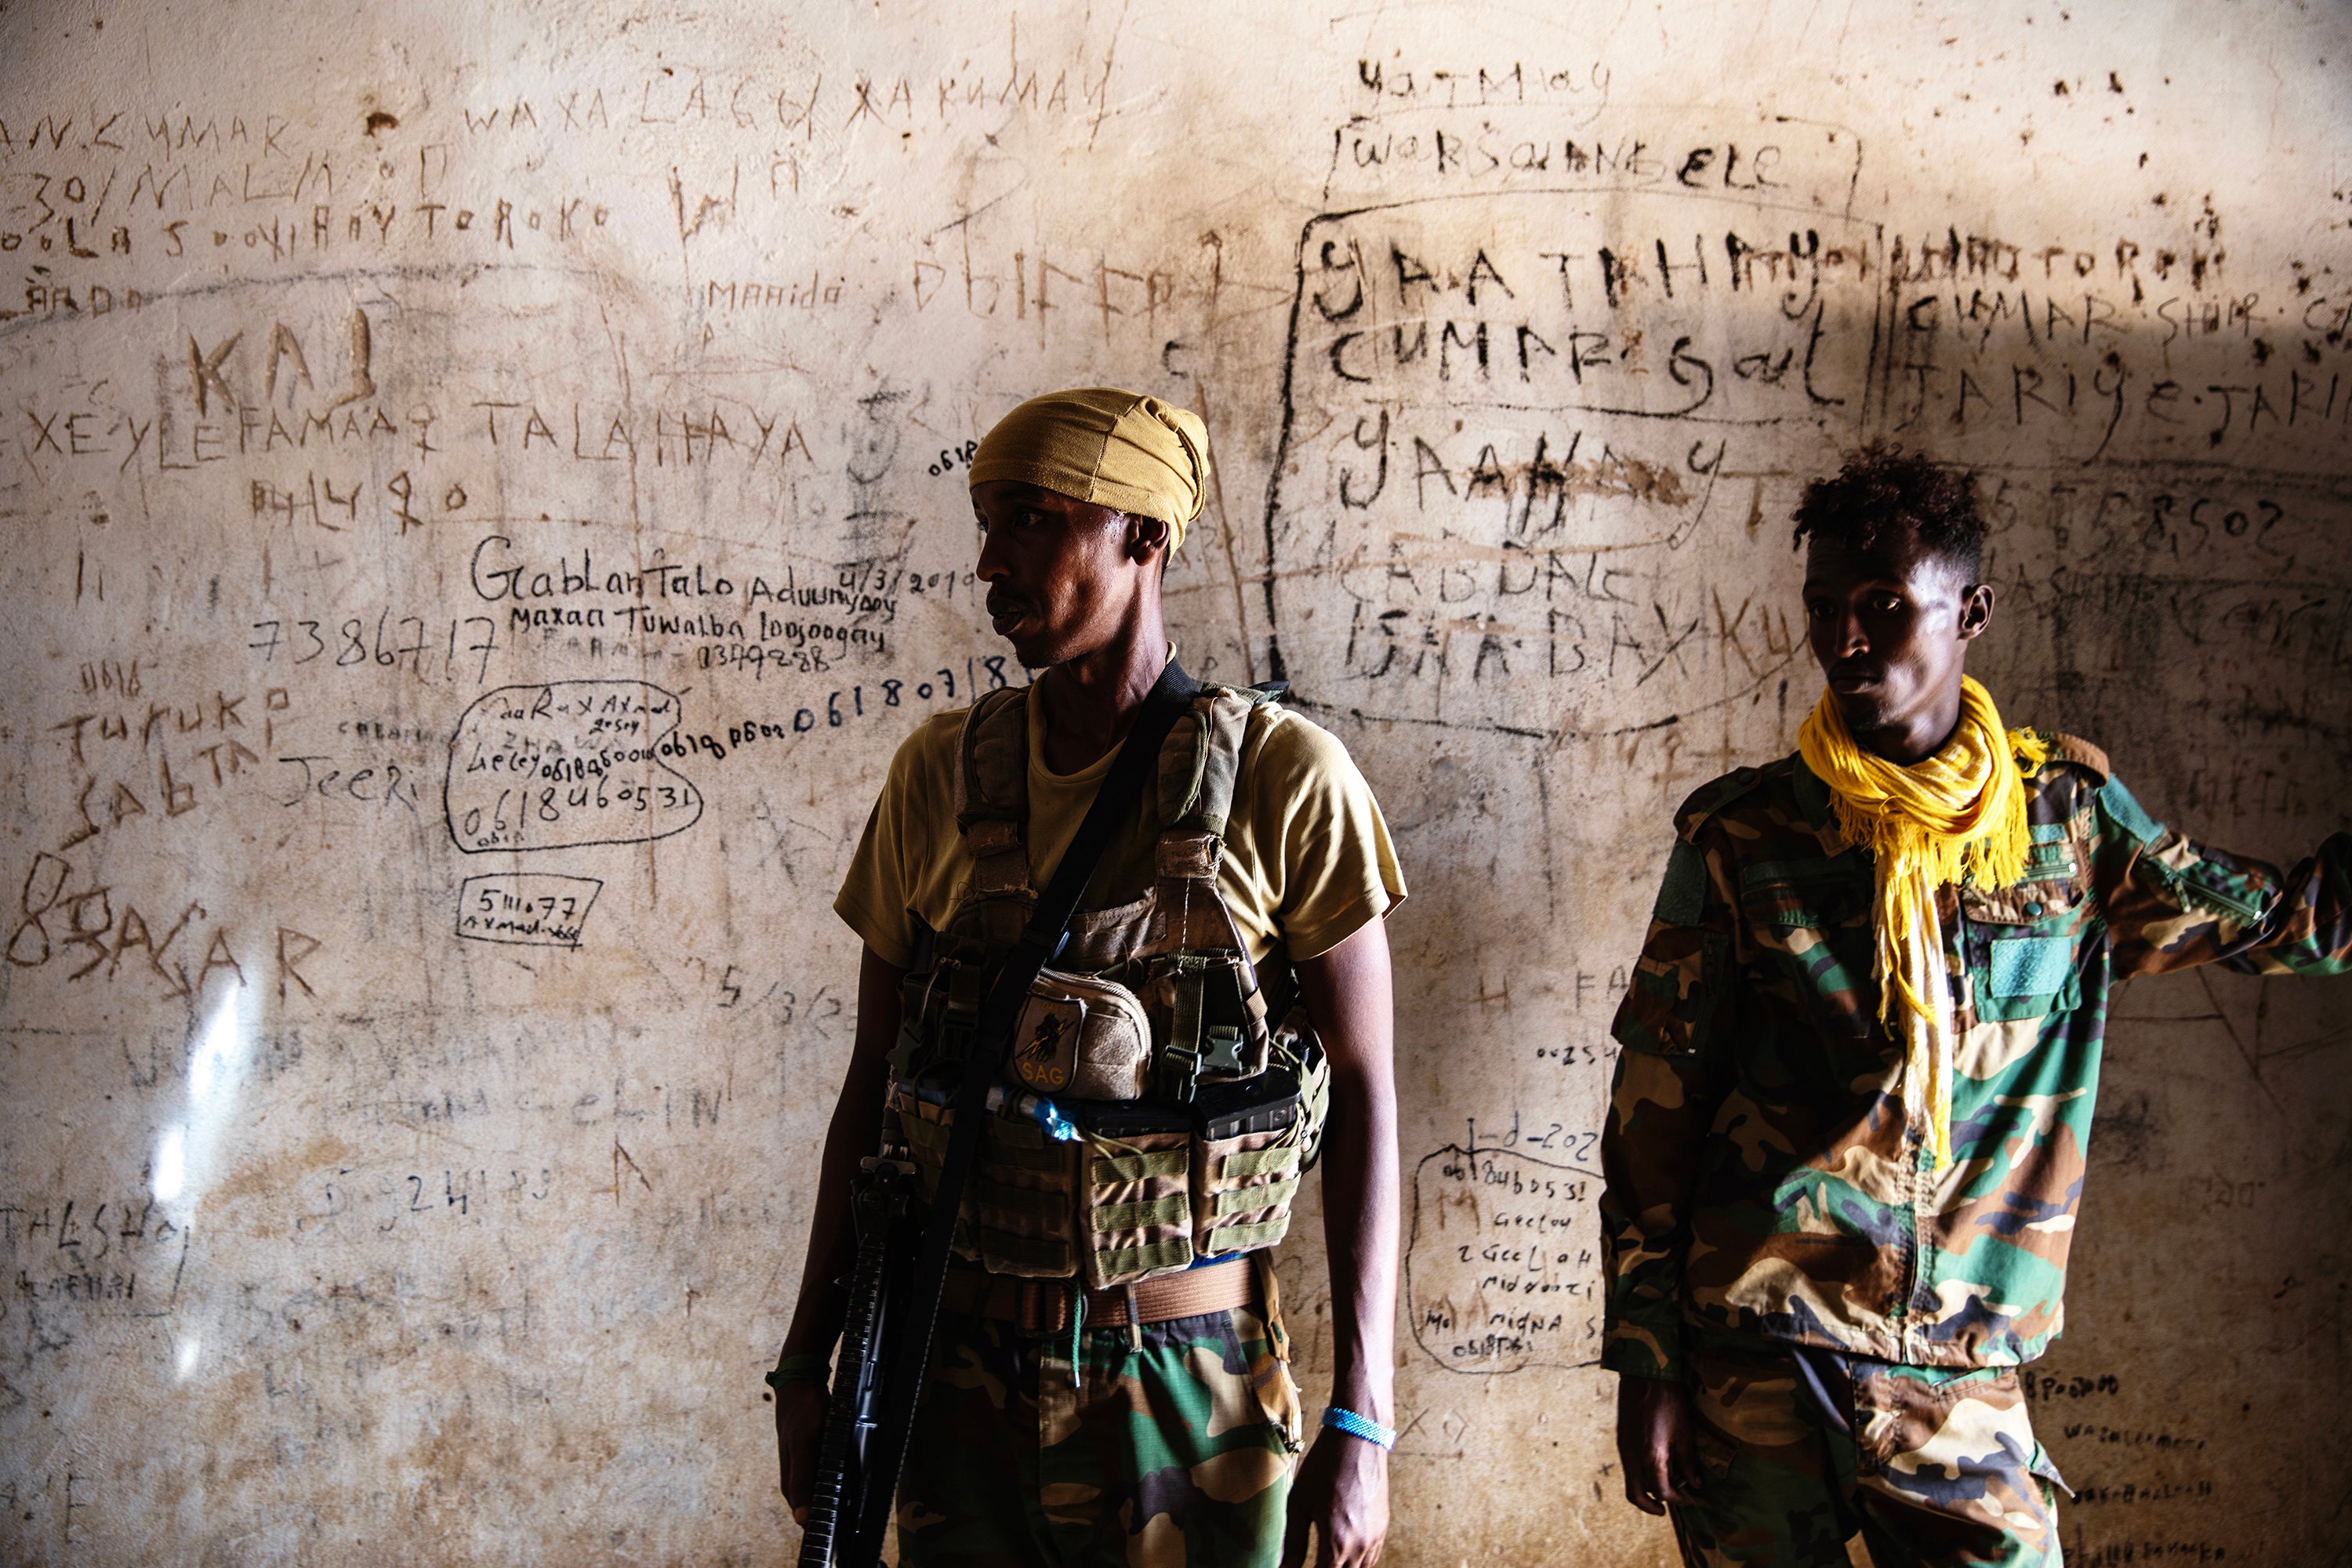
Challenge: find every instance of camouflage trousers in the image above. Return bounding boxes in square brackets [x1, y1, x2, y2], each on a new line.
[895, 1298, 1304, 1567]
[1668, 1335, 2071, 1568]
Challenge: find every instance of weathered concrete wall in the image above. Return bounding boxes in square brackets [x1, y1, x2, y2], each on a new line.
[2, 1, 2346, 1561]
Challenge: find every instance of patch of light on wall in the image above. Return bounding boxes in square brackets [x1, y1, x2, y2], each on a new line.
[151, 987, 255, 1233]
[151, 1125, 187, 1204]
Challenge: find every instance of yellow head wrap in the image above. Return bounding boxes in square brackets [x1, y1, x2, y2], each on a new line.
[967, 387, 1211, 551]
[1796, 675, 2050, 1171]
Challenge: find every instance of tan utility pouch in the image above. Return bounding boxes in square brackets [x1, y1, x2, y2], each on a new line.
[1011, 968, 1153, 1101]
[894, 1084, 1081, 1279]
[1081, 1112, 1195, 1288]
[973, 1111, 1080, 1277]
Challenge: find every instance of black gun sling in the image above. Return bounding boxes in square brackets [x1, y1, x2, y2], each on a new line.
[840, 658, 1200, 1565]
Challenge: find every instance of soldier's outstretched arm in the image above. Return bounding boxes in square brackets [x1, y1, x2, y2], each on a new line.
[2093, 772, 2352, 978]
[1283, 915, 1399, 1568]
[771, 945, 906, 1520]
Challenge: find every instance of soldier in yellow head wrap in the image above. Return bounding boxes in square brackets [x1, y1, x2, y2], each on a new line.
[956, 387, 1211, 691]
[966, 386, 1212, 554]
[775, 387, 1407, 1568]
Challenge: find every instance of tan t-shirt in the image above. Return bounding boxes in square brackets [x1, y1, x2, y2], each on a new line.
[835, 693, 1406, 969]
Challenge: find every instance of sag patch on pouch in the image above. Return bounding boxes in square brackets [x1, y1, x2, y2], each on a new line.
[1011, 969, 1155, 1099]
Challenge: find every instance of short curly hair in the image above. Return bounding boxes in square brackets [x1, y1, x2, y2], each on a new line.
[1791, 445, 1985, 578]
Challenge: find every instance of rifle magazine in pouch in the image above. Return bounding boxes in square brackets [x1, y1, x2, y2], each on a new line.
[1145, 951, 1273, 1098]
[1080, 1102, 1194, 1288]
[1190, 1069, 1304, 1258]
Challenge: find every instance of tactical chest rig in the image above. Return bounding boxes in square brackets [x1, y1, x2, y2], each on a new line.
[887, 681, 1330, 1290]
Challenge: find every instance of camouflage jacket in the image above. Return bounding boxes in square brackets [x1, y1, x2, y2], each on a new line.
[1601, 735, 2352, 1377]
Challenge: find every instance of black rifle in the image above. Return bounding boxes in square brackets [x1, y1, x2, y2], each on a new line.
[797, 660, 1200, 1568]
[793, 1152, 916, 1568]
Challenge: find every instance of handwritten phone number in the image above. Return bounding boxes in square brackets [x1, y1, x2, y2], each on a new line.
[673, 658, 1019, 760]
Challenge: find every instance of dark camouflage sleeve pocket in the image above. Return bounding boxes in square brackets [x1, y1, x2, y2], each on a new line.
[1611, 831, 1738, 1060]
[1613, 924, 1730, 1058]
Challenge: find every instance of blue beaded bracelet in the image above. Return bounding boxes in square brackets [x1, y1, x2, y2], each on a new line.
[1322, 1406, 1397, 1450]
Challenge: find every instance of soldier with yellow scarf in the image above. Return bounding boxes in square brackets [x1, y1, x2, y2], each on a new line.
[1601, 448, 2352, 1566]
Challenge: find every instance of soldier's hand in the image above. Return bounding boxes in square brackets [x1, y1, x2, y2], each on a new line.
[1280, 1428, 1389, 1568]
[1616, 1374, 1703, 1515]
[774, 1378, 829, 1524]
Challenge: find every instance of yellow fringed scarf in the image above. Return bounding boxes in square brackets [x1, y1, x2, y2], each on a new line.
[1796, 676, 2049, 1170]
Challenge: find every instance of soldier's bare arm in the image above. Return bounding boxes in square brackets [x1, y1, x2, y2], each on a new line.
[1283, 916, 1398, 1568]
[772, 945, 905, 1519]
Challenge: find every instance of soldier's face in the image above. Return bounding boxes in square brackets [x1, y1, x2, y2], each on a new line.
[1802, 530, 1994, 753]
[971, 481, 1160, 668]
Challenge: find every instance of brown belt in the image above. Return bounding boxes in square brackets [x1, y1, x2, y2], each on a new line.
[941, 1258, 1255, 1334]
